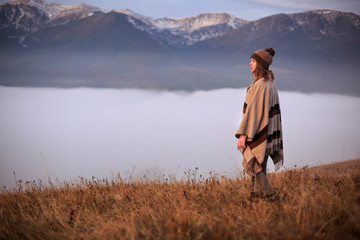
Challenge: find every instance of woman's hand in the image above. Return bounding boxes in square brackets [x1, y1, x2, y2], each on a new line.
[237, 135, 247, 150]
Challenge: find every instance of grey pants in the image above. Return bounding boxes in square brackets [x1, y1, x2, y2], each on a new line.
[252, 155, 274, 195]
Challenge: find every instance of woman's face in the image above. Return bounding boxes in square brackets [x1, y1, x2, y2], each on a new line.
[249, 58, 257, 73]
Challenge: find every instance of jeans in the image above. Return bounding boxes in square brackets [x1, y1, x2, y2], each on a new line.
[252, 155, 274, 195]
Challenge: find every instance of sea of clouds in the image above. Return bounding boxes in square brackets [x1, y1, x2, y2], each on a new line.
[1, 86, 359, 188]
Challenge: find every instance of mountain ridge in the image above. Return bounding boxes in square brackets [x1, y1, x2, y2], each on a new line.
[2, 1, 359, 50]
[1, 0, 249, 48]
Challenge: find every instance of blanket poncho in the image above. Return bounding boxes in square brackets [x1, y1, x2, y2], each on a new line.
[235, 77, 284, 176]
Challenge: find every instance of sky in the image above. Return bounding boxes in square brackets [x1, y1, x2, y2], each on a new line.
[1, 0, 360, 20]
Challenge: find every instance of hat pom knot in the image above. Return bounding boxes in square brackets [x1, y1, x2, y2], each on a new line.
[265, 48, 275, 57]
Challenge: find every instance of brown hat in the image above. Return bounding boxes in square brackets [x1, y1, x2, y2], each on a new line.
[251, 48, 275, 69]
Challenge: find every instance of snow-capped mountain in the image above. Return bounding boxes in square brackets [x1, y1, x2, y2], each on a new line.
[1, 0, 248, 48]
[153, 13, 245, 31]
[117, 8, 245, 32]
[117, 9, 248, 46]
[14, 0, 100, 19]
[194, 9, 360, 58]
[288, 10, 360, 43]
[0, 0, 102, 46]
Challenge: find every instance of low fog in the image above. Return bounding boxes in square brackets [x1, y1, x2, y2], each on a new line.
[1, 86, 359, 188]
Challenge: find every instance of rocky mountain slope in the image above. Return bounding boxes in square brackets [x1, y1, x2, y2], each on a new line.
[194, 10, 360, 58]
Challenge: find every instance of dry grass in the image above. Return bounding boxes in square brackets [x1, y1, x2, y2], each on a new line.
[1, 159, 360, 240]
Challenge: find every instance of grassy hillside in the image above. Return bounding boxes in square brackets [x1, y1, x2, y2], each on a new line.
[1, 159, 359, 239]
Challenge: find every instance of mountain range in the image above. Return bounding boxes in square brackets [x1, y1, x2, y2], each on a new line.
[1, 0, 360, 95]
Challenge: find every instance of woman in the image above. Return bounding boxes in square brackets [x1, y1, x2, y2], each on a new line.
[235, 48, 284, 199]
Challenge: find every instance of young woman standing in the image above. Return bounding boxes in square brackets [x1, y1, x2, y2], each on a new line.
[235, 48, 284, 199]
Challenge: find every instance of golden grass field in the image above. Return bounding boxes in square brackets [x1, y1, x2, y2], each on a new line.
[1, 159, 359, 239]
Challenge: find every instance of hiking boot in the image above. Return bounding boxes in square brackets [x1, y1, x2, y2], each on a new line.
[247, 191, 261, 201]
[265, 192, 279, 202]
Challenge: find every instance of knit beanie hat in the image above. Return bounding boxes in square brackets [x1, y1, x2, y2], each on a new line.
[251, 48, 275, 70]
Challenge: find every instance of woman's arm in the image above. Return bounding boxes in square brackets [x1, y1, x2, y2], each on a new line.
[237, 135, 247, 150]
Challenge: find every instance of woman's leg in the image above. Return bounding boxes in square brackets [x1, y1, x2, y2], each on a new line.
[255, 155, 274, 195]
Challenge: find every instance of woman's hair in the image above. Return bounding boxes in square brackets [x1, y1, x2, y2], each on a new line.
[253, 61, 274, 82]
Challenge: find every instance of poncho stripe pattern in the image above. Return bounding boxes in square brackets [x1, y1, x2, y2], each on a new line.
[236, 78, 284, 176]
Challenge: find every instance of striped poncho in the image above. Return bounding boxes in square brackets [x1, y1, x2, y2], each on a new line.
[235, 77, 284, 176]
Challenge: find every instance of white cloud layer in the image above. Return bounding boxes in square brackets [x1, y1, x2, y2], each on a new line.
[1, 86, 359, 188]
